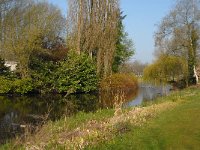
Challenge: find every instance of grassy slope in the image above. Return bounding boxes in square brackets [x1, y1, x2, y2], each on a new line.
[1, 87, 200, 150]
[88, 87, 200, 150]
[1, 109, 115, 150]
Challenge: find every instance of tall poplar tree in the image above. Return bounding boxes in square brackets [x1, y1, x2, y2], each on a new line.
[66, 0, 120, 78]
[112, 12, 134, 73]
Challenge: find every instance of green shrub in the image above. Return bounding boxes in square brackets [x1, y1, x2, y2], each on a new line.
[30, 59, 57, 93]
[0, 52, 98, 95]
[54, 52, 98, 94]
[13, 78, 34, 94]
[0, 76, 13, 94]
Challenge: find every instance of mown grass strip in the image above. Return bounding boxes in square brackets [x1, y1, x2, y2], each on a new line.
[87, 87, 200, 150]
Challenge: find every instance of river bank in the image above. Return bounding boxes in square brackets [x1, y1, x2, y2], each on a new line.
[2, 86, 199, 149]
[90, 86, 200, 149]
[0, 83, 170, 144]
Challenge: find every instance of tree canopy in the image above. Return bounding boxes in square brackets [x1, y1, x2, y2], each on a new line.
[155, 0, 200, 85]
[66, 0, 134, 78]
[0, 0, 134, 94]
[144, 54, 187, 84]
[0, 0, 66, 78]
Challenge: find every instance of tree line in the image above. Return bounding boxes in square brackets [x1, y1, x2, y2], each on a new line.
[144, 0, 200, 87]
[66, 0, 134, 77]
[0, 0, 134, 94]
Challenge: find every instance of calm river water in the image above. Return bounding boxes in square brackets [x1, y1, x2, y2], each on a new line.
[0, 84, 172, 144]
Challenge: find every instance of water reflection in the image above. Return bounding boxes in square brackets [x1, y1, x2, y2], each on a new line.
[0, 85, 171, 143]
[0, 94, 101, 144]
[99, 88, 138, 108]
[123, 84, 172, 107]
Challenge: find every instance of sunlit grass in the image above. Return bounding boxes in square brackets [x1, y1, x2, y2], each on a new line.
[2, 87, 200, 150]
[87, 87, 200, 149]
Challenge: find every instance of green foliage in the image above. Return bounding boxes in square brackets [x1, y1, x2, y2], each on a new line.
[0, 51, 98, 94]
[0, 76, 12, 94]
[54, 51, 98, 94]
[29, 48, 98, 94]
[143, 55, 187, 84]
[89, 88, 200, 150]
[29, 56, 58, 93]
[13, 78, 34, 94]
[112, 12, 134, 73]
[0, 76, 34, 94]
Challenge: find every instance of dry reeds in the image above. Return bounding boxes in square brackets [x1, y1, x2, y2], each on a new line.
[23, 94, 177, 150]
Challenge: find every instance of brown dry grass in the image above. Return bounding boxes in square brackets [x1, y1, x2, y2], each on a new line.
[23, 99, 177, 150]
[100, 73, 138, 89]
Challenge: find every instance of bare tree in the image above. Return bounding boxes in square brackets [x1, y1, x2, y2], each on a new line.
[155, 0, 200, 84]
[0, 0, 15, 57]
[119, 60, 148, 76]
[66, 0, 120, 77]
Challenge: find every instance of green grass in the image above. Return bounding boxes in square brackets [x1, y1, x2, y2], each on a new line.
[0, 109, 114, 150]
[2, 87, 200, 150]
[48, 108, 115, 131]
[87, 87, 200, 150]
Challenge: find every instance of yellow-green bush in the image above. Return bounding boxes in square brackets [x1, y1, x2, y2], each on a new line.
[0, 76, 12, 94]
[143, 55, 187, 84]
[0, 76, 35, 94]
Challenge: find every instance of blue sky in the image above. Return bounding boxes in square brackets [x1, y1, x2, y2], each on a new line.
[48, 0, 174, 63]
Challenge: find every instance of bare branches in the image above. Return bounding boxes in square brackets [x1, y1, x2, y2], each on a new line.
[0, 1, 66, 78]
[155, 0, 200, 84]
[66, 0, 120, 77]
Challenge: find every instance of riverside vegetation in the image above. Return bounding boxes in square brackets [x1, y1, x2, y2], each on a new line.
[1, 0, 200, 149]
[1, 86, 200, 149]
[0, 0, 134, 95]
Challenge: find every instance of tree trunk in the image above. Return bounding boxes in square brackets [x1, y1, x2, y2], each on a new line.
[77, 0, 82, 55]
[194, 66, 198, 84]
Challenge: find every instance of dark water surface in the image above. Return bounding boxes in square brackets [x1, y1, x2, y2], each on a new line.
[0, 84, 171, 144]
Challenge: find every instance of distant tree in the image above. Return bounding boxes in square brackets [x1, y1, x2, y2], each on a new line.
[155, 0, 200, 85]
[143, 55, 187, 84]
[119, 60, 148, 75]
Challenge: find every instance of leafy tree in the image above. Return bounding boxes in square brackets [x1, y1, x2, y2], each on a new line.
[155, 0, 200, 85]
[112, 12, 135, 73]
[144, 55, 187, 84]
[1, 0, 65, 78]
